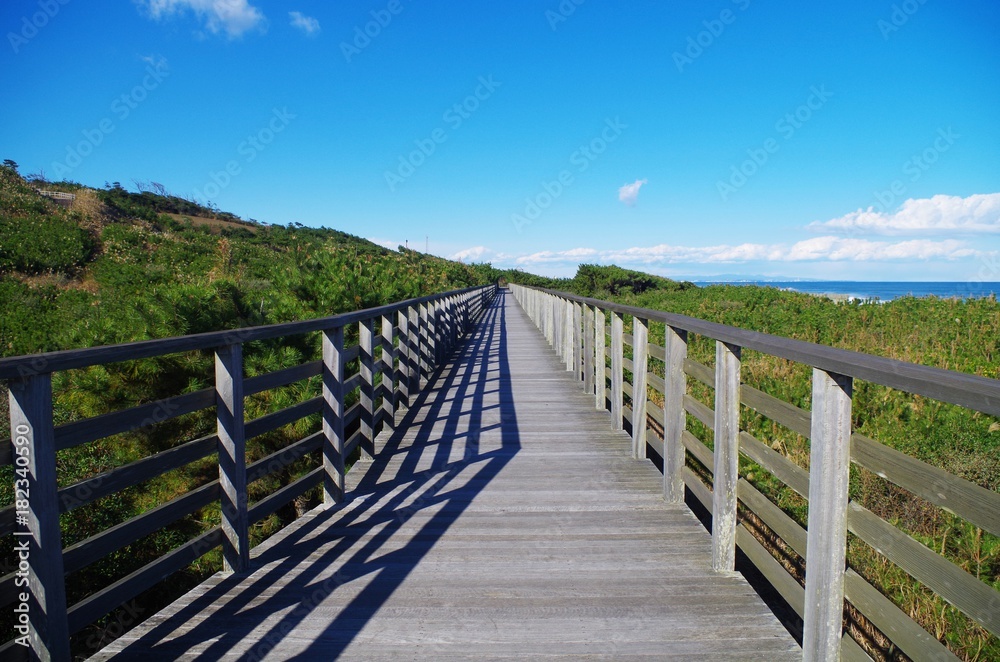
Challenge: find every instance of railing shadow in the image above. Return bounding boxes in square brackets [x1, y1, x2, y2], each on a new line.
[110, 291, 519, 660]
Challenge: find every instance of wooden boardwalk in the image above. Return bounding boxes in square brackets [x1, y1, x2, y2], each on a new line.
[96, 290, 799, 660]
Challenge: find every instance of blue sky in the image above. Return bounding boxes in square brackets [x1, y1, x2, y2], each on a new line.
[2, 1, 999, 280]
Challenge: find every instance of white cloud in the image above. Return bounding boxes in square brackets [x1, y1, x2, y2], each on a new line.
[449, 246, 514, 262]
[289, 11, 320, 35]
[499, 237, 986, 269]
[808, 193, 1000, 235]
[618, 178, 647, 206]
[515, 248, 598, 265]
[783, 237, 975, 261]
[140, 0, 266, 38]
[450, 246, 491, 261]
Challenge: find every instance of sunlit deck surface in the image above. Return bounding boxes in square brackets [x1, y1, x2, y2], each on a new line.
[95, 291, 798, 660]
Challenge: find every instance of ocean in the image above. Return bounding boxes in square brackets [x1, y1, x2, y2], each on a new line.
[695, 281, 1000, 302]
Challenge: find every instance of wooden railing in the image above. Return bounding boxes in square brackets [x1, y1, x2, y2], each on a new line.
[510, 283, 1000, 662]
[35, 191, 76, 207]
[0, 283, 498, 660]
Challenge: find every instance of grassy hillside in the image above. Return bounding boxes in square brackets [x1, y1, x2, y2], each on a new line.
[508, 264, 999, 660]
[0, 162, 500, 655]
[0, 164, 498, 357]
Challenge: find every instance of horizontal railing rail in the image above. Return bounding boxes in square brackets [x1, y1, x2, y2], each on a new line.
[2, 283, 498, 660]
[510, 283, 999, 662]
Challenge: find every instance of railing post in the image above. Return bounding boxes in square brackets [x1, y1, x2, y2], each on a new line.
[439, 298, 450, 358]
[359, 318, 376, 460]
[322, 326, 346, 506]
[442, 297, 451, 359]
[610, 311, 624, 430]
[572, 302, 582, 379]
[712, 341, 741, 573]
[444, 297, 453, 354]
[381, 313, 396, 429]
[553, 298, 564, 358]
[418, 302, 430, 380]
[583, 304, 594, 395]
[545, 294, 557, 348]
[410, 305, 422, 391]
[803, 369, 853, 661]
[8, 374, 70, 661]
[439, 297, 448, 359]
[563, 299, 574, 371]
[215, 343, 249, 574]
[430, 299, 441, 365]
[595, 307, 606, 410]
[663, 326, 689, 504]
[449, 296, 459, 347]
[541, 292, 548, 340]
[631, 317, 648, 459]
[397, 308, 412, 409]
[427, 301, 437, 366]
[558, 298, 566, 363]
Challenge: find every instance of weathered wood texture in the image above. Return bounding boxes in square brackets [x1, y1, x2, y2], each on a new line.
[96, 291, 798, 661]
[610, 312, 624, 431]
[712, 341, 741, 574]
[216, 344, 249, 574]
[662, 326, 688, 504]
[630, 317, 648, 460]
[803, 369, 853, 661]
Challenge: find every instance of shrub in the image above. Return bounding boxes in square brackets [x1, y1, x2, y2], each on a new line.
[0, 212, 95, 274]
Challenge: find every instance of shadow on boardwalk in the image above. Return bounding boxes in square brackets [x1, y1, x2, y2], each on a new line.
[98, 290, 798, 660]
[100, 295, 519, 660]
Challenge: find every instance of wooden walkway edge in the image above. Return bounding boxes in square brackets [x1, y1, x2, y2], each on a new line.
[94, 290, 799, 660]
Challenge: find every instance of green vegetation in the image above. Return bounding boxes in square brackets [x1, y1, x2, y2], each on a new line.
[2, 156, 996, 660]
[507, 264, 999, 661]
[0, 162, 499, 654]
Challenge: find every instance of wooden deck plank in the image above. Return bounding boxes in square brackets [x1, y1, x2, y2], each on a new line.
[94, 290, 799, 661]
